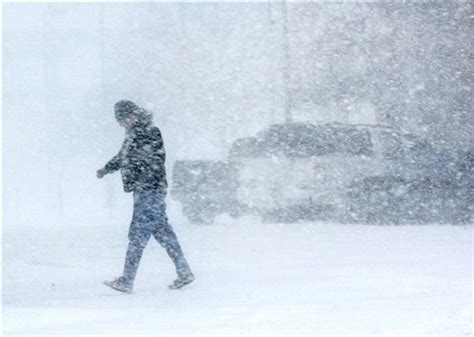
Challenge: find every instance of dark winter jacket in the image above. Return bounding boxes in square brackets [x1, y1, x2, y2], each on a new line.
[104, 120, 168, 192]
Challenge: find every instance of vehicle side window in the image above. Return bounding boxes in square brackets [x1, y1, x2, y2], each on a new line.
[336, 128, 373, 156]
[403, 135, 433, 159]
[347, 129, 373, 156]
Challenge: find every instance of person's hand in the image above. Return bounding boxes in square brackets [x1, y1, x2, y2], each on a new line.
[96, 168, 107, 179]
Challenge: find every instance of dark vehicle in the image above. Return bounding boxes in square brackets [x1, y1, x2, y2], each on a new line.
[171, 161, 237, 224]
[172, 122, 472, 224]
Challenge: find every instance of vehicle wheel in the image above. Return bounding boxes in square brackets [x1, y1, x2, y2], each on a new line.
[369, 190, 402, 225]
[186, 213, 215, 225]
[261, 209, 299, 223]
[346, 189, 370, 224]
[183, 204, 215, 225]
[228, 204, 242, 219]
[348, 189, 401, 225]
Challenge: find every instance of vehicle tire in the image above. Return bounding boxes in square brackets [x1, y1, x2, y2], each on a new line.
[186, 212, 215, 225]
[228, 204, 242, 219]
[261, 209, 299, 223]
[183, 204, 215, 225]
[348, 189, 402, 225]
[346, 188, 370, 224]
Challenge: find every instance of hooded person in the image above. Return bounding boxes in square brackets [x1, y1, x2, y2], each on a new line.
[97, 100, 194, 293]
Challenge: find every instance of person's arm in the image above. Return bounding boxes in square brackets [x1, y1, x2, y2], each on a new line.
[104, 154, 122, 173]
[97, 152, 123, 179]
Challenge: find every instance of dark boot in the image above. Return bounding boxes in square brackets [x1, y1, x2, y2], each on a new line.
[168, 273, 195, 290]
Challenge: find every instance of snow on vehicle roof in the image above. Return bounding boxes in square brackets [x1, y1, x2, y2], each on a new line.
[229, 122, 374, 158]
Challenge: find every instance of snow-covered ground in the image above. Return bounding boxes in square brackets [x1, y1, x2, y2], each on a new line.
[3, 216, 472, 335]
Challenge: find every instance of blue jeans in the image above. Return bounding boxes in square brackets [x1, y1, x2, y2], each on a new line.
[122, 188, 192, 285]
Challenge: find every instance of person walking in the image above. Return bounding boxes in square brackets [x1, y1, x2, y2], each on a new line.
[97, 100, 194, 293]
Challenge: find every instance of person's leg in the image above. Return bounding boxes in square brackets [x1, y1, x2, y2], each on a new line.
[151, 188, 193, 278]
[122, 191, 153, 286]
[122, 230, 151, 286]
